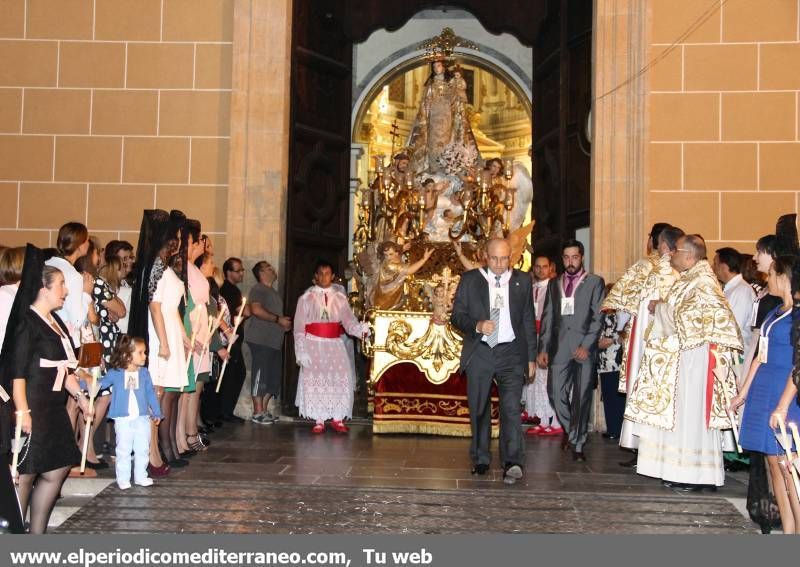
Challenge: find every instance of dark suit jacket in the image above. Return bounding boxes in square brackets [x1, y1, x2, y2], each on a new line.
[538, 273, 606, 364]
[450, 268, 537, 373]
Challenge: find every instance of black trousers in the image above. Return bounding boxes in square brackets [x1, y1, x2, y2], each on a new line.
[220, 345, 246, 417]
[200, 354, 223, 421]
[599, 370, 626, 438]
[464, 341, 525, 467]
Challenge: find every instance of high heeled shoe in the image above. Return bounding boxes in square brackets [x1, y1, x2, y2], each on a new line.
[186, 433, 208, 452]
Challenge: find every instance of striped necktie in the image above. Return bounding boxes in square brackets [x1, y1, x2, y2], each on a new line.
[487, 275, 501, 348]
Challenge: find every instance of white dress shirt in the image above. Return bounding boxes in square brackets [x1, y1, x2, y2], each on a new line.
[481, 269, 516, 345]
[0, 283, 19, 353]
[532, 278, 548, 322]
[723, 273, 756, 353]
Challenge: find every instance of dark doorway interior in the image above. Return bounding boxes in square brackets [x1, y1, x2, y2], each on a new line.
[282, 0, 592, 416]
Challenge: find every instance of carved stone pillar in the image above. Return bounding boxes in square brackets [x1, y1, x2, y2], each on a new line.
[348, 143, 366, 259]
[226, 0, 293, 284]
[591, 0, 649, 281]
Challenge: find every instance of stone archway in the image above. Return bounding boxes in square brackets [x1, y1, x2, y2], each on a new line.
[351, 44, 533, 133]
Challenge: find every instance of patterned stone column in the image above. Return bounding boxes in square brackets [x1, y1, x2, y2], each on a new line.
[226, 0, 293, 285]
[591, 0, 649, 282]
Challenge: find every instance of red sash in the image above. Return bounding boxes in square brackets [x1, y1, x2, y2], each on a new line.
[305, 322, 345, 339]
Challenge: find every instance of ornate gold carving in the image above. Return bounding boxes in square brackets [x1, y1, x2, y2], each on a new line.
[368, 310, 463, 386]
[386, 319, 462, 377]
[418, 27, 479, 62]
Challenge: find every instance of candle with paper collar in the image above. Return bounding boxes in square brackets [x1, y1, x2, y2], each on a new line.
[10, 414, 23, 479]
[80, 369, 100, 473]
[790, 422, 800, 454]
[777, 414, 792, 453]
[216, 298, 246, 393]
[235, 296, 247, 325]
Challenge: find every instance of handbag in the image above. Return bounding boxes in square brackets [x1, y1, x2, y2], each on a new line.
[77, 323, 103, 369]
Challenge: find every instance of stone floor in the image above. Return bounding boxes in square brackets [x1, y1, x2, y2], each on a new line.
[52, 419, 758, 534]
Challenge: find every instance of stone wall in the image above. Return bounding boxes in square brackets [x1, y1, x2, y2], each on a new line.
[0, 0, 233, 251]
[647, 0, 800, 254]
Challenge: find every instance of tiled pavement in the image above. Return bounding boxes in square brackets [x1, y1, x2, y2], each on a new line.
[51, 420, 757, 534]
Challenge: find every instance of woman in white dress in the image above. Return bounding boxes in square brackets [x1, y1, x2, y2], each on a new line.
[147, 211, 189, 470]
[128, 210, 189, 476]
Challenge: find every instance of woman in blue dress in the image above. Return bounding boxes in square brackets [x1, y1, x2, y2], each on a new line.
[731, 255, 800, 534]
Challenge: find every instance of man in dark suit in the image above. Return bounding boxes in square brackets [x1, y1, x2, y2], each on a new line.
[451, 238, 537, 485]
[537, 239, 605, 462]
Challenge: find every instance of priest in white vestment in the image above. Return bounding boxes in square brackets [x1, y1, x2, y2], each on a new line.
[626, 235, 742, 490]
[601, 224, 680, 451]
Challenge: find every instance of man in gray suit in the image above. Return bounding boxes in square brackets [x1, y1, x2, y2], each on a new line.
[537, 239, 605, 462]
[451, 238, 537, 485]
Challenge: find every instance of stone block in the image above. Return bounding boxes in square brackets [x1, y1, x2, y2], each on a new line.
[684, 143, 757, 190]
[721, 92, 795, 141]
[23, 89, 90, 134]
[19, 182, 86, 228]
[0, 135, 53, 180]
[126, 43, 194, 89]
[91, 90, 158, 135]
[0, 41, 57, 87]
[123, 137, 189, 183]
[59, 42, 125, 88]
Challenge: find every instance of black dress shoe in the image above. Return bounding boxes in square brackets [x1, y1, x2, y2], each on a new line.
[602, 432, 619, 440]
[619, 454, 638, 468]
[471, 463, 489, 475]
[662, 480, 718, 493]
[572, 450, 586, 462]
[168, 458, 190, 468]
[179, 450, 197, 459]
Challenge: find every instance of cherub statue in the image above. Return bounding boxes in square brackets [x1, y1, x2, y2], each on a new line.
[361, 241, 434, 311]
[425, 266, 459, 325]
[452, 240, 485, 271]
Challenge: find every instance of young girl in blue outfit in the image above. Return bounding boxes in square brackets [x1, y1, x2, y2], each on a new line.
[99, 335, 162, 489]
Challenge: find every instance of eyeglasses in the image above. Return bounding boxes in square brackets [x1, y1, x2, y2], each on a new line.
[233, 268, 245, 273]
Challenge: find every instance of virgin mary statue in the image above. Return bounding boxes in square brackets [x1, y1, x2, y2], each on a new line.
[406, 59, 481, 178]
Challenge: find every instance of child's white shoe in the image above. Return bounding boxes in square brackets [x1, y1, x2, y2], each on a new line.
[117, 481, 131, 490]
[134, 477, 154, 487]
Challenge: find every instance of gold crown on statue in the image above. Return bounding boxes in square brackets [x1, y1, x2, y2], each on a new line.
[419, 27, 478, 62]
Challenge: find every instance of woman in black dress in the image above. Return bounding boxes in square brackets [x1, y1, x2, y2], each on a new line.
[8, 251, 92, 533]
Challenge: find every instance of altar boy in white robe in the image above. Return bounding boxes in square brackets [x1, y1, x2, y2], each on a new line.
[294, 260, 369, 433]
